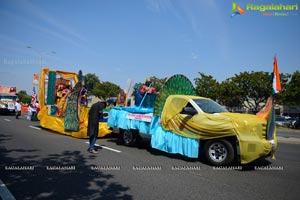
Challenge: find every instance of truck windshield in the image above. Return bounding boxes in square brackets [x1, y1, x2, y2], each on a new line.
[0, 95, 17, 101]
[193, 99, 228, 114]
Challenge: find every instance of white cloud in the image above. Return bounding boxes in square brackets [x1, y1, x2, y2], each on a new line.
[19, 0, 87, 43]
[146, 0, 171, 12]
[191, 52, 198, 60]
[0, 1, 88, 50]
[145, 0, 184, 21]
[0, 9, 82, 49]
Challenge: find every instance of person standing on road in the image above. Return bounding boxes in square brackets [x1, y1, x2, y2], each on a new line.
[87, 101, 106, 154]
[15, 100, 21, 119]
[27, 104, 34, 120]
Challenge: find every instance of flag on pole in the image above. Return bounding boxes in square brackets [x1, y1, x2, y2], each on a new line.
[31, 87, 37, 106]
[272, 56, 281, 94]
[266, 98, 275, 140]
[267, 56, 281, 140]
[267, 55, 281, 159]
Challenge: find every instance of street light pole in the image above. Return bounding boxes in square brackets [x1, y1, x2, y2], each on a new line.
[27, 46, 56, 68]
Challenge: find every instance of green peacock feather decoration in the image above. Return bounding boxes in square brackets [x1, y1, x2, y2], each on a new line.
[64, 70, 83, 131]
[153, 74, 196, 116]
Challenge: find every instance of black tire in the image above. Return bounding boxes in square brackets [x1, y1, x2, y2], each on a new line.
[203, 139, 235, 166]
[119, 129, 138, 146]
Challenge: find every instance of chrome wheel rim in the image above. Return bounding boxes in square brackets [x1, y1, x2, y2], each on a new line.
[208, 142, 228, 163]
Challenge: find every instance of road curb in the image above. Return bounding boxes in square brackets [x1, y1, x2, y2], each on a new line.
[277, 127, 300, 134]
[277, 136, 300, 145]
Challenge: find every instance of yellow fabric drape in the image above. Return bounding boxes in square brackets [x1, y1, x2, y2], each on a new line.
[37, 68, 112, 138]
[38, 105, 111, 138]
[160, 95, 273, 164]
[161, 95, 236, 139]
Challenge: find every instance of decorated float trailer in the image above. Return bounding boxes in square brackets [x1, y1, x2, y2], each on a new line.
[108, 74, 277, 166]
[37, 68, 111, 138]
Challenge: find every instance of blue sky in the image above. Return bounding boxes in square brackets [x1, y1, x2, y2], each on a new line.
[0, 0, 299, 94]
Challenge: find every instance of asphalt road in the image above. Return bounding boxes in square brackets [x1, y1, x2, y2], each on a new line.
[0, 114, 300, 200]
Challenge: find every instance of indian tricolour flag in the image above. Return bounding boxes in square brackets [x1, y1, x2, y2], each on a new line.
[272, 56, 282, 94]
[256, 56, 282, 159]
[267, 56, 281, 144]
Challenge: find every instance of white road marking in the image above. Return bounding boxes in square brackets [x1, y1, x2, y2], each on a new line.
[0, 180, 16, 200]
[29, 126, 41, 130]
[4, 119, 11, 121]
[98, 145, 122, 153]
[85, 142, 122, 153]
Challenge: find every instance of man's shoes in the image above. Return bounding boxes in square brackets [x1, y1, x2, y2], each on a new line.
[88, 149, 98, 154]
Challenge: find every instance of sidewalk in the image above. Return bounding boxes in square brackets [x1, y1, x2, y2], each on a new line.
[277, 127, 300, 144]
[277, 127, 300, 133]
[277, 136, 300, 144]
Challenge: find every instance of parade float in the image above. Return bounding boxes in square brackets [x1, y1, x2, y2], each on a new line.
[108, 74, 277, 166]
[37, 68, 112, 138]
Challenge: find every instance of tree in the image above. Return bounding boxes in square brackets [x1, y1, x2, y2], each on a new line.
[149, 76, 168, 92]
[219, 79, 242, 110]
[135, 76, 168, 93]
[280, 70, 300, 105]
[228, 71, 271, 112]
[17, 90, 31, 104]
[93, 81, 120, 100]
[85, 73, 100, 92]
[194, 72, 219, 101]
[274, 73, 290, 105]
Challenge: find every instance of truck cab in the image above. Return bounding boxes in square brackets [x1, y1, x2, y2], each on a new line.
[0, 94, 18, 114]
[0, 86, 18, 115]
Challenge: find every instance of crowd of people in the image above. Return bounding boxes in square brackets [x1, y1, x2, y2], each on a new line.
[14, 100, 39, 120]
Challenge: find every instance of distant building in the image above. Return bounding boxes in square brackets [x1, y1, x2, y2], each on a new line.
[225, 99, 291, 116]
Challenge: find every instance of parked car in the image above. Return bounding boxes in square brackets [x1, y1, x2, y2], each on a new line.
[289, 117, 300, 129]
[275, 116, 290, 127]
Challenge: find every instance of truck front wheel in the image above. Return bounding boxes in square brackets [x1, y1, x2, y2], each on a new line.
[119, 129, 138, 146]
[203, 139, 235, 166]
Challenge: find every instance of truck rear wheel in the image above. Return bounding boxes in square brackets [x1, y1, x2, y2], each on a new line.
[119, 129, 138, 146]
[203, 139, 234, 166]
